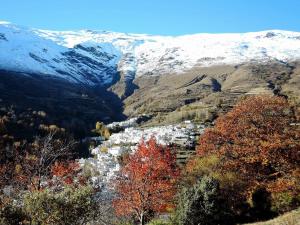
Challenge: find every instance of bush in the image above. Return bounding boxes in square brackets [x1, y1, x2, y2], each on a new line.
[93, 121, 110, 139]
[173, 176, 233, 225]
[249, 187, 277, 221]
[272, 191, 300, 214]
[23, 186, 97, 225]
[185, 154, 246, 216]
[147, 218, 172, 225]
[0, 200, 27, 225]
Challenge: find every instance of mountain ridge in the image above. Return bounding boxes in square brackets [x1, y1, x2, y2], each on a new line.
[1, 21, 300, 87]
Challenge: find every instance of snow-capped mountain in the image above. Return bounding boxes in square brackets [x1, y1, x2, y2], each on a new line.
[0, 21, 120, 85]
[1, 20, 300, 85]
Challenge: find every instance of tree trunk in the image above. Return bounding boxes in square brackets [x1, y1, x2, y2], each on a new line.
[139, 213, 145, 225]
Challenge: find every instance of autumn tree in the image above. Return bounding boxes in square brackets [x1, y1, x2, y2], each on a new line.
[0, 131, 76, 191]
[112, 137, 179, 225]
[192, 95, 300, 212]
[93, 121, 110, 139]
[22, 132, 77, 190]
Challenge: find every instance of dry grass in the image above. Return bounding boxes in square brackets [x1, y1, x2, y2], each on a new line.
[244, 208, 300, 225]
[121, 61, 300, 127]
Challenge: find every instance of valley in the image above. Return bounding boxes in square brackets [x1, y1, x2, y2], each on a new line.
[0, 20, 299, 225]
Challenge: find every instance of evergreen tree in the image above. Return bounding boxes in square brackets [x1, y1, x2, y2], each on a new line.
[173, 176, 232, 225]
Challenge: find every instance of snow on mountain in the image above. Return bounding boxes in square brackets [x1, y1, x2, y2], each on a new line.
[1, 21, 300, 85]
[0, 22, 120, 84]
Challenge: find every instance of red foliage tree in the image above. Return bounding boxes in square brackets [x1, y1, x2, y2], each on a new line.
[195, 95, 300, 198]
[50, 161, 84, 186]
[112, 137, 179, 225]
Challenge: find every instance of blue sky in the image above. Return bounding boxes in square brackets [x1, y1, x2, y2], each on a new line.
[1, 0, 300, 35]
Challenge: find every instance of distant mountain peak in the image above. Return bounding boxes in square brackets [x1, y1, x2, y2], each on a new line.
[1, 21, 300, 86]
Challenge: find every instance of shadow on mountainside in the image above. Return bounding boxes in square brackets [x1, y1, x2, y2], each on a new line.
[0, 70, 127, 134]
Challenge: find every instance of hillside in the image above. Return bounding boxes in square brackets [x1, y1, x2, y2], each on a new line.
[1, 21, 300, 127]
[124, 61, 300, 124]
[244, 208, 300, 225]
[0, 70, 125, 137]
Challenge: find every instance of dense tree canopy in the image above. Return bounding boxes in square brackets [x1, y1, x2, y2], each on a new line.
[194, 95, 299, 209]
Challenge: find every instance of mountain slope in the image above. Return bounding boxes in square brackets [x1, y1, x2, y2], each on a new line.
[123, 61, 300, 123]
[36, 28, 300, 77]
[0, 21, 300, 125]
[0, 69, 125, 133]
[0, 21, 120, 85]
[1, 21, 300, 86]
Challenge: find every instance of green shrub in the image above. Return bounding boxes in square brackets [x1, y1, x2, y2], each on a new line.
[23, 186, 97, 225]
[272, 191, 300, 214]
[173, 176, 233, 225]
[147, 218, 172, 225]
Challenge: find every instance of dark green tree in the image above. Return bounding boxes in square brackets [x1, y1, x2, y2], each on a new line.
[173, 176, 232, 225]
